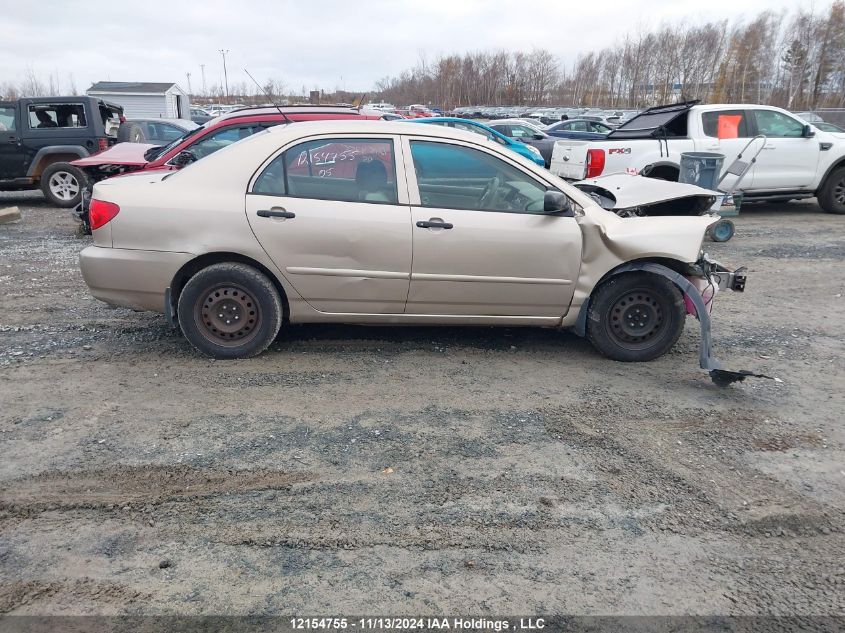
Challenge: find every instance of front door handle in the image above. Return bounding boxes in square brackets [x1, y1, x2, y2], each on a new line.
[257, 209, 295, 219]
[416, 219, 453, 229]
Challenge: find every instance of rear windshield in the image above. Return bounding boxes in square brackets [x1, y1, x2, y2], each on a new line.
[611, 107, 688, 138]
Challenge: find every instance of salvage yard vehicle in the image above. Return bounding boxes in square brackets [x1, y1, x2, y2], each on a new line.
[71, 105, 385, 229]
[550, 100, 845, 214]
[79, 120, 755, 385]
[546, 118, 613, 139]
[411, 117, 546, 166]
[127, 118, 199, 144]
[488, 119, 558, 168]
[0, 96, 124, 207]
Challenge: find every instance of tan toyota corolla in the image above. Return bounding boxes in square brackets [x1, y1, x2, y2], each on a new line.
[79, 120, 755, 384]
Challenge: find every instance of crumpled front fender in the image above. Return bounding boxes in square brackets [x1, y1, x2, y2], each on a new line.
[573, 259, 767, 386]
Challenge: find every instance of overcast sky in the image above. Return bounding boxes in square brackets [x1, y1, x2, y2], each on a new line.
[1, 0, 816, 97]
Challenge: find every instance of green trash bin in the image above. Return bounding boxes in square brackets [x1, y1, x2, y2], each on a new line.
[679, 152, 725, 190]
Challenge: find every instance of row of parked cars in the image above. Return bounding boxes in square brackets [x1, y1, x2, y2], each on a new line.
[452, 105, 640, 127]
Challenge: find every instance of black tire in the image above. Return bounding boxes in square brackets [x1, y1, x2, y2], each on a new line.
[586, 272, 686, 362]
[117, 122, 146, 143]
[177, 263, 283, 359]
[817, 167, 845, 214]
[40, 162, 86, 208]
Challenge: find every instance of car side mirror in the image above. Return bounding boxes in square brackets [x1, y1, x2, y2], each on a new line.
[173, 150, 197, 167]
[533, 133, 545, 140]
[543, 190, 573, 216]
[802, 124, 815, 138]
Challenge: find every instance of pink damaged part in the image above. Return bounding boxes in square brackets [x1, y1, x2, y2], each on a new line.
[684, 276, 717, 316]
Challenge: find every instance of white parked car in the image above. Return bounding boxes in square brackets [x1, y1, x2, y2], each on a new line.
[79, 120, 754, 384]
[550, 102, 845, 213]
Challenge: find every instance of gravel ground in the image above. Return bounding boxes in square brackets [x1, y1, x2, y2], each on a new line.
[0, 190, 843, 617]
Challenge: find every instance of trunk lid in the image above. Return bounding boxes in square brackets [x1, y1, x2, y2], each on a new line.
[72, 142, 157, 168]
[550, 139, 590, 180]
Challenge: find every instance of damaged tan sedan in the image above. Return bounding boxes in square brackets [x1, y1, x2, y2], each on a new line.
[79, 120, 754, 384]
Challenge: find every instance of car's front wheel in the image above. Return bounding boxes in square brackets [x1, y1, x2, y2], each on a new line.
[41, 163, 86, 208]
[817, 166, 845, 214]
[177, 263, 283, 359]
[586, 272, 686, 362]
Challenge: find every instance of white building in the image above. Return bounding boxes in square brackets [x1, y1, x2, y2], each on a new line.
[86, 82, 191, 119]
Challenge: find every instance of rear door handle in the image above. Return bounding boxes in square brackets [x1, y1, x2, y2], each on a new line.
[257, 209, 295, 219]
[416, 219, 453, 229]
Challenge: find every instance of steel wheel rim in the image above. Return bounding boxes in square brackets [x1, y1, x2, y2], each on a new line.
[834, 178, 845, 205]
[48, 171, 80, 201]
[194, 284, 261, 348]
[606, 289, 665, 350]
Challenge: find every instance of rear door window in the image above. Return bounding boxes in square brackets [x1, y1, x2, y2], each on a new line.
[0, 106, 15, 132]
[28, 103, 88, 129]
[253, 138, 398, 204]
[701, 110, 750, 138]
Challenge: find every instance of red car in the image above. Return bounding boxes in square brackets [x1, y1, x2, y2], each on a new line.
[71, 105, 384, 228]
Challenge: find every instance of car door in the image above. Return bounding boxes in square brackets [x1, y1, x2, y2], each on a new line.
[748, 108, 820, 190]
[695, 109, 757, 191]
[0, 103, 28, 180]
[245, 135, 413, 314]
[403, 137, 582, 317]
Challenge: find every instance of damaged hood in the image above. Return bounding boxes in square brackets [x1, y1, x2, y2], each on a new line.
[574, 195, 718, 264]
[72, 142, 157, 168]
[574, 173, 718, 214]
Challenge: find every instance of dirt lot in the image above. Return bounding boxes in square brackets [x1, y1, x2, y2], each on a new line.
[0, 191, 843, 617]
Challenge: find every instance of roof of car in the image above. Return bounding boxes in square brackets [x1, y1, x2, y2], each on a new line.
[128, 118, 198, 128]
[88, 81, 178, 94]
[490, 119, 542, 127]
[262, 118, 500, 144]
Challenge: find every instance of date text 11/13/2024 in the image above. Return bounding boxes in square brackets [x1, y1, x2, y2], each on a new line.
[290, 617, 547, 630]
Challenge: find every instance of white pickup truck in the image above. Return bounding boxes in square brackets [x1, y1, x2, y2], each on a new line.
[550, 101, 845, 214]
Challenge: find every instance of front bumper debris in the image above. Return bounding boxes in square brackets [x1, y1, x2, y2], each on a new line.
[578, 258, 772, 386]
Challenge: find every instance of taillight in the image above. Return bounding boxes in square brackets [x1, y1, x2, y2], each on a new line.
[119, 114, 126, 123]
[586, 149, 606, 178]
[89, 199, 120, 230]
[98, 138, 108, 152]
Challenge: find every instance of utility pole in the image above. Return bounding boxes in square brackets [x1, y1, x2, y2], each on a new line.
[219, 49, 230, 103]
[200, 64, 206, 97]
[185, 72, 192, 96]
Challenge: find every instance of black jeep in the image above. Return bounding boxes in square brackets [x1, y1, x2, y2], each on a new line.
[0, 96, 124, 207]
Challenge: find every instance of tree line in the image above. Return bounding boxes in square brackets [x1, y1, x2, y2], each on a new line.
[374, 1, 845, 110]
[3, 2, 843, 111]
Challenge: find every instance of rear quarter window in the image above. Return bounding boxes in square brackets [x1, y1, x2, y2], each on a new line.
[28, 103, 89, 129]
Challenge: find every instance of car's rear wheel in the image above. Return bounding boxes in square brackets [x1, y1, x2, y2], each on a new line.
[586, 272, 686, 362]
[177, 263, 282, 359]
[41, 163, 86, 208]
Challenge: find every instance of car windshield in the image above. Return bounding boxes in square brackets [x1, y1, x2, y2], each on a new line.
[143, 124, 206, 161]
